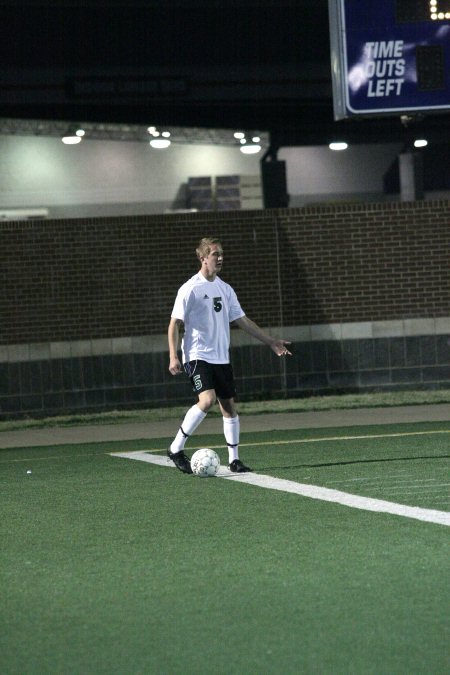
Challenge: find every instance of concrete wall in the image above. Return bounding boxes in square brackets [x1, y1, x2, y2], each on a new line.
[279, 144, 403, 206]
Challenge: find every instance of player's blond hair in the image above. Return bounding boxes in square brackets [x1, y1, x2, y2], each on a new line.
[196, 237, 222, 264]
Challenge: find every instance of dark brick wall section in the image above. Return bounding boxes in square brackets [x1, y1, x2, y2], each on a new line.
[1, 200, 449, 345]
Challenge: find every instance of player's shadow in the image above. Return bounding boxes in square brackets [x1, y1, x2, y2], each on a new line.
[258, 453, 450, 471]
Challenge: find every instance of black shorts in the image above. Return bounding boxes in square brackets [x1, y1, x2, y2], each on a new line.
[184, 360, 236, 400]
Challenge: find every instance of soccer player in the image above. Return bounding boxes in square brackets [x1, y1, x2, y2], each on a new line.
[167, 237, 292, 474]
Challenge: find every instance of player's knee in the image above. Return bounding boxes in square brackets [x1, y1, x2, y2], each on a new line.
[198, 389, 216, 411]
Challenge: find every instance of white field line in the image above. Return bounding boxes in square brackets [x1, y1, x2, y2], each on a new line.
[185, 428, 450, 450]
[2, 428, 448, 463]
[110, 451, 450, 527]
[106, 428, 449, 463]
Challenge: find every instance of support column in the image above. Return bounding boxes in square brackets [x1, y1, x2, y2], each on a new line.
[399, 152, 424, 201]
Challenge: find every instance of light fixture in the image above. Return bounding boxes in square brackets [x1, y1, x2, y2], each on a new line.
[62, 125, 84, 144]
[150, 138, 171, 149]
[236, 130, 261, 154]
[414, 139, 428, 148]
[240, 142, 261, 154]
[62, 135, 82, 145]
[148, 127, 171, 146]
[329, 142, 348, 151]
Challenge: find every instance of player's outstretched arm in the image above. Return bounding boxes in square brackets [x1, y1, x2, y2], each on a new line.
[232, 316, 292, 357]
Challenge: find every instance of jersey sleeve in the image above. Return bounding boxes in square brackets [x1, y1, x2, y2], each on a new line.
[228, 285, 245, 322]
[171, 282, 190, 321]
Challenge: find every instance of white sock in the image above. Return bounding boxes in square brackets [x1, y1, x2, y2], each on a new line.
[223, 415, 240, 463]
[170, 404, 207, 453]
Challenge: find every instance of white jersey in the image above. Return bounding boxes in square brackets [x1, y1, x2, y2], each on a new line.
[171, 272, 245, 364]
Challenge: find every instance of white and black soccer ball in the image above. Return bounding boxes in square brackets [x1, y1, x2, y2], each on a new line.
[190, 448, 220, 477]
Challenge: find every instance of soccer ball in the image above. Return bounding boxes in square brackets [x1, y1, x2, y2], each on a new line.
[190, 448, 220, 477]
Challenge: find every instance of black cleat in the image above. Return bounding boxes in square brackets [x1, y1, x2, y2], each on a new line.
[229, 459, 252, 473]
[167, 448, 193, 474]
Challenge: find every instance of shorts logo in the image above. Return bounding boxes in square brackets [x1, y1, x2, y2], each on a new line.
[193, 374, 202, 391]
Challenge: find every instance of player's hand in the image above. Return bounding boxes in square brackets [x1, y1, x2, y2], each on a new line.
[271, 340, 292, 357]
[169, 357, 182, 375]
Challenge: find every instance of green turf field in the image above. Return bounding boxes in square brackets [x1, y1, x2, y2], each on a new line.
[1, 421, 449, 674]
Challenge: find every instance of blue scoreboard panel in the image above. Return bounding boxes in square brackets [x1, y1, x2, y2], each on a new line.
[329, 0, 450, 119]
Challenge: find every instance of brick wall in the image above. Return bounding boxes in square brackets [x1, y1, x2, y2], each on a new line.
[1, 200, 449, 417]
[1, 200, 449, 345]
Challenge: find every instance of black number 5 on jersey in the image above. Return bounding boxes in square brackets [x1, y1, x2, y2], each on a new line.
[213, 297, 222, 312]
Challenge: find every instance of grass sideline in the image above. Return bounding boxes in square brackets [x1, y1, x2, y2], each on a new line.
[1, 389, 449, 432]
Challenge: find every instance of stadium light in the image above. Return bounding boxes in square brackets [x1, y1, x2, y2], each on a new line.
[150, 138, 171, 149]
[62, 136, 82, 145]
[240, 143, 261, 154]
[329, 142, 348, 151]
[62, 126, 84, 144]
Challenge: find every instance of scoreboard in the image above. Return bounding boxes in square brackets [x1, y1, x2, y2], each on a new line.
[329, 0, 450, 119]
